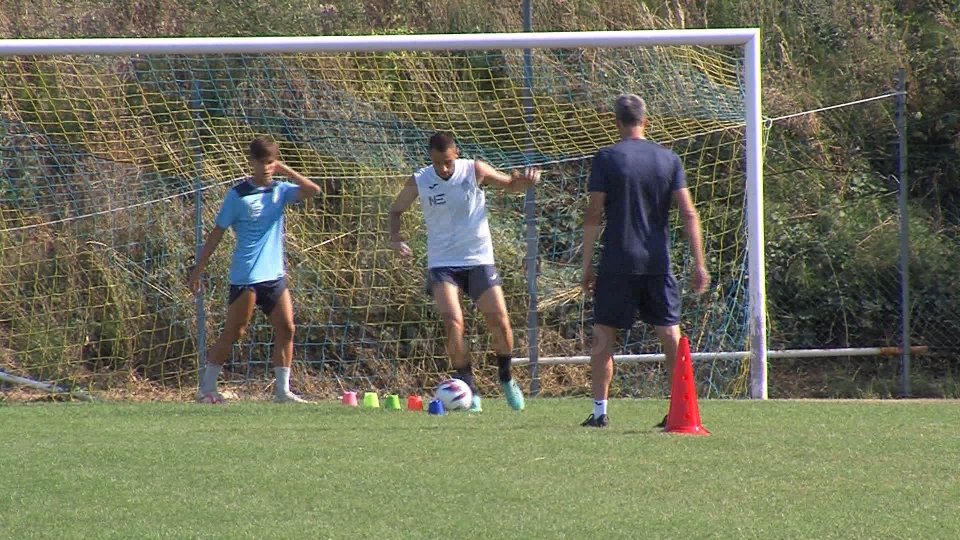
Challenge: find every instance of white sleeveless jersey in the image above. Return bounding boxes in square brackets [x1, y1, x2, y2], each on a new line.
[414, 158, 495, 268]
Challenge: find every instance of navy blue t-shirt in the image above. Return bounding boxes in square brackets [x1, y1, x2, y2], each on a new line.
[588, 138, 686, 275]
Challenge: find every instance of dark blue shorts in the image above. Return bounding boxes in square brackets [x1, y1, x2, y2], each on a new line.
[229, 277, 287, 316]
[426, 265, 502, 302]
[593, 273, 680, 329]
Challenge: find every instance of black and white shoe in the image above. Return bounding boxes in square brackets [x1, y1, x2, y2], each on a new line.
[580, 413, 609, 428]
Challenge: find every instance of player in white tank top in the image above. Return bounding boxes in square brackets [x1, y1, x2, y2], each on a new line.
[413, 157, 494, 268]
[388, 132, 541, 413]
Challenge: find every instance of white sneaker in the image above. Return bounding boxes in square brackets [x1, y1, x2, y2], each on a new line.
[273, 391, 311, 403]
[195, 391, 227, 404]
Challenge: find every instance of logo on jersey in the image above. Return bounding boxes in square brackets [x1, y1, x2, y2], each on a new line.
[248, 200, 264, 218]
[427, 193, 446, 206]
[428, 183, 439, 190]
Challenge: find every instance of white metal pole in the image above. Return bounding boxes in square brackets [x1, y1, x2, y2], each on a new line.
[511, 346, 928, 366]
[743, 30, 768, 399]
[0, 371, 93, 401]
[0, 29, 761, 56]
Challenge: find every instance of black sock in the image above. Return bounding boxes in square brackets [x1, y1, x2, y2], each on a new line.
[453, 364, 477, 393]
[496, 354, 512, 383]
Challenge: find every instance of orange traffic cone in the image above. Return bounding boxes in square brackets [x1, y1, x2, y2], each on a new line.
[665, 336, 710, 435]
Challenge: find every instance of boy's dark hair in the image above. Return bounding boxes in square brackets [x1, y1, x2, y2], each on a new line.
[428, 132, 456, 152]
[249, 136, 279, 161]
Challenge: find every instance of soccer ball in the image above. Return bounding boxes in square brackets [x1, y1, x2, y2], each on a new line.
[434, 378, 473, 411]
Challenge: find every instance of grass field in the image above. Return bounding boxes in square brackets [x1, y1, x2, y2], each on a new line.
[1, 398, 958, 539]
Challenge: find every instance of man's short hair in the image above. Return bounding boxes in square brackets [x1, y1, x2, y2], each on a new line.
[428, 131, 456, 152]
[614, 94, 647, 126]
[249, 136, 279, 161]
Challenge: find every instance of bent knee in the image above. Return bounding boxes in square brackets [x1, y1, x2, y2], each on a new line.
[223, 325, 248, 343]
[441, 315, 465, 334]
[274, 322, 296, 340]
[487, 316, 512, 337]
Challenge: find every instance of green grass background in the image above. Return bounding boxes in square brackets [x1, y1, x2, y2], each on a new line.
[1, 399, 958, 539]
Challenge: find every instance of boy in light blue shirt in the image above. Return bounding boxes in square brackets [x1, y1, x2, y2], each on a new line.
[188, 136, 321, 403]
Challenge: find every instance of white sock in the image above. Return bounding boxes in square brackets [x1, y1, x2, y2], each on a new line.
[593, 399, 607, 418]
[200, 363, 222, 394]
[275, 366, 291, 395]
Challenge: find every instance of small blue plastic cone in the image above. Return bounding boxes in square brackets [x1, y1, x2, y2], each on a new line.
[427, 399, 446, 415]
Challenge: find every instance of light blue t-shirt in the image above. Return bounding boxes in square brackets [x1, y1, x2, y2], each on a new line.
[214, 179, 301, 285]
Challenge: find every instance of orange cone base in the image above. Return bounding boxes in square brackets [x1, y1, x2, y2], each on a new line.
[665, 423, 711, 436]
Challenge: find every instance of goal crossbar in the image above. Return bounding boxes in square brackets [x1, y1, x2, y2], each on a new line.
[0, 29, 760, 56]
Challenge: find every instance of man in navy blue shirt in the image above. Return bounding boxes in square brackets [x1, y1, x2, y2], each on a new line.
[188, 136, 321, 403]
[580, 94, 709, 428]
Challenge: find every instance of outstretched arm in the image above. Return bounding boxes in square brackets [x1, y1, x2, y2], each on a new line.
[388, 175, 419, 257]
[475, 160, 540, 193]
[673, 187, 710, 294]
[275, 161, 322, 201]
[187, 226, 226, 294]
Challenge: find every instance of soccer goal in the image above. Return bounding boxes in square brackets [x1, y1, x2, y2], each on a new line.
[0, 30, 766, 400]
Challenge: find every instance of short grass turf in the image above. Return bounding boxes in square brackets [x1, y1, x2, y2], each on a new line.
[1, 399, 958, 539]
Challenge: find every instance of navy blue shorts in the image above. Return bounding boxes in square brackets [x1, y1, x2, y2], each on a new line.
[593, 273, 680, 329]
[229, 277, 287, 316]
[426, 265, 503, 302]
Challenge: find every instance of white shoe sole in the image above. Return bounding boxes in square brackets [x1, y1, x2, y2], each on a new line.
[273, 394, 311, 403]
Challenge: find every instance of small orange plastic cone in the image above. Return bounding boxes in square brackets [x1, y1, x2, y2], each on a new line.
[406, 395, 424, 411]
[665, 336, 710, 435]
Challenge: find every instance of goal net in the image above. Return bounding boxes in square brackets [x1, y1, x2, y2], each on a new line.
[0, 31, 763, 400]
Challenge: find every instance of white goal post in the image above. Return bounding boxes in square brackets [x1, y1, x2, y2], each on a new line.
[0, 29, 768, 398]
